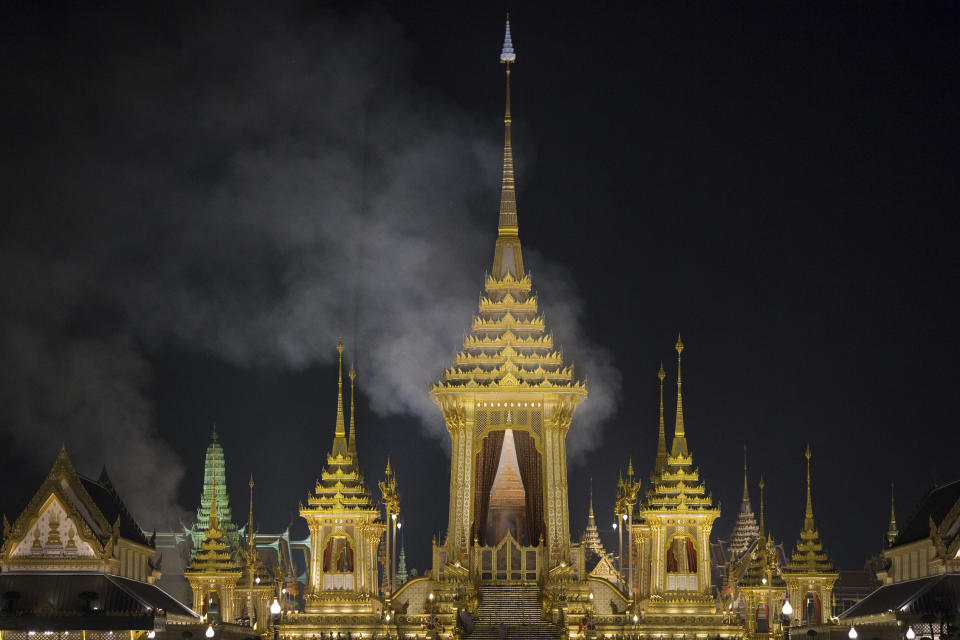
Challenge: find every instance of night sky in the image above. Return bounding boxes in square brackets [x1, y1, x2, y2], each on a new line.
[2, 1, 958, 578]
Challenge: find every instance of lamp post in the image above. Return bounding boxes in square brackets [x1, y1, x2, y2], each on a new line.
[270, 596, 281, 640]
[782, 598, 793, 640]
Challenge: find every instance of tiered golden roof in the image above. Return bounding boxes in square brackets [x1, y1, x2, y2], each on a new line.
[645, 337, 715, 511]
[430, 40, 585, 398]
[303, 339, 377, 514]
[728, 447, 761, 556]
[188, 448, 239, 574]
[785, 446, 835, 573]
[739, 478, 786, 588]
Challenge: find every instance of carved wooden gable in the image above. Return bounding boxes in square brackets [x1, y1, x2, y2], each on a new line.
[10, 494, 97, 559]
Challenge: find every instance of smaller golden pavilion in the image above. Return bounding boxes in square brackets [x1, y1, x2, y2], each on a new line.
[185, 448, 242, 621]
[783, 446, 839, 627]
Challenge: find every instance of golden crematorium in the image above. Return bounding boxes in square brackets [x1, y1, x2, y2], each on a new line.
[1, 18, 880, 640]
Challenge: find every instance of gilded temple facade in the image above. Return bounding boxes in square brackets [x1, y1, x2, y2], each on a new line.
[783, 446, 839, 626]
[282, 339, 387, 633]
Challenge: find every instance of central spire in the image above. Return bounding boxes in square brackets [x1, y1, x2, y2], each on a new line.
[804, 444, 815, 531]
[492, 17, 525, 279]
[348, 363, 357, 456]
[670, 335, 689, 458]
[332, 337, 348, 457]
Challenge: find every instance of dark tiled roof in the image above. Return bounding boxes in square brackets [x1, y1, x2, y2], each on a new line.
[0, 573, 197, 629]
[839, 574, 960, 619]
[894, 480, 960, 547]
[79, 471, 149, 547]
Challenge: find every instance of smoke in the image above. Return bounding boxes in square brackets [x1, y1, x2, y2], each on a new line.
[0, 3, 619, 528]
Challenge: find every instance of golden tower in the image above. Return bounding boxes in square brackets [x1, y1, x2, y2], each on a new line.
[739, 477, 788, 639]
[632, 338, 724, 622]
[185, 447, 242, 622]
[783, 445, 838, 626]
[430, 18, 587, 571]
[297, 339, 385, 616]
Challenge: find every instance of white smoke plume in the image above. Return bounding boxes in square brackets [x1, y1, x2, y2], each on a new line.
[0, 4, 620, 528]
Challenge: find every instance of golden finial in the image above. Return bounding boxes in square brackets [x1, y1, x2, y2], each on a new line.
[654, 362, 667, 479]
[385, 456, 392, 477]
[247, 474, 255, 553]
[627, 457, 634, 479]
[348, 362, 357, 456]
[742, 445, 750, 503]
[497, 16, 518, 238]
[759, 475, 766, 538]
[334, 337, 346, 438]
[671, 334, 689, 457]
[886, 482, 899, 546]
[675, 334, 684, 437]
[804, 444, 815, 531]
[588, 477, 595, 518]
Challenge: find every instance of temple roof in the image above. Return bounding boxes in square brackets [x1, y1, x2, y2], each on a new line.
[644, 338, 715, 512]
[188, 426, 238, 553]
[785, 446, 836, 575]
[739, 536, 786, 589]
[431, 23, 585, 398]
[1, 447, 150, 561]
[302, 339, 378, 514]
[0, 573, 197, 628]
[186, 448, 238, 575]
[891, 479, 960, 548]
[728, 448, 760, 555]
[583, 481, 607, 557]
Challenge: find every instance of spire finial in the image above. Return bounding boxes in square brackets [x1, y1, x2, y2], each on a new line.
[654, 363, 667, 478]
[385, 456, 392, 477]
[627, 457, 634, 479]
[671, 334, 689, 457]
[348, 362, 357, 456]
[334, 337, 346, 439]
[209, 447, 219, 531]
[887, 482, 899, 546]
[497, 17, 518, 238]
[211, 423, 218, 442]
[247, 474, 255, 553]
[759, 475, 766, 538]
[589, 478, 595, 518]
[742, 445, 750, 503]
[804, 444, 815, 530]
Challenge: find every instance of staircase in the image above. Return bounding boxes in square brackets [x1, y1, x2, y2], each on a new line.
[469, 584, 561, 639]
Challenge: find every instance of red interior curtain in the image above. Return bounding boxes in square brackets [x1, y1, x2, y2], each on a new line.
[512, 430, 544, 546]
[322, 538, 333, 572]
[472, 431, 505, 546]
[686, 537, 697, 572]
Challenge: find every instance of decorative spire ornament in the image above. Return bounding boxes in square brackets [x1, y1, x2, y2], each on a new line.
[654, 363, 668, 479]
[804, 444, 815, 531]
[759, 476, 766, 538]
[743, 445, 750, 504]
[348, 363, 357, 456]
[887, 483, 899, 547]
[335, 337, 346, 440]
[670, 335, 689, 458]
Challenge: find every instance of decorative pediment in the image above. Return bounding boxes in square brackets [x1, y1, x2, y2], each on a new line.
[1, 449, 115, 565]
[8, 494, 100, 561]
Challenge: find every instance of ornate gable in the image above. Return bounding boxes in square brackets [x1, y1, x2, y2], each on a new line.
[1, 448, 116, 570]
